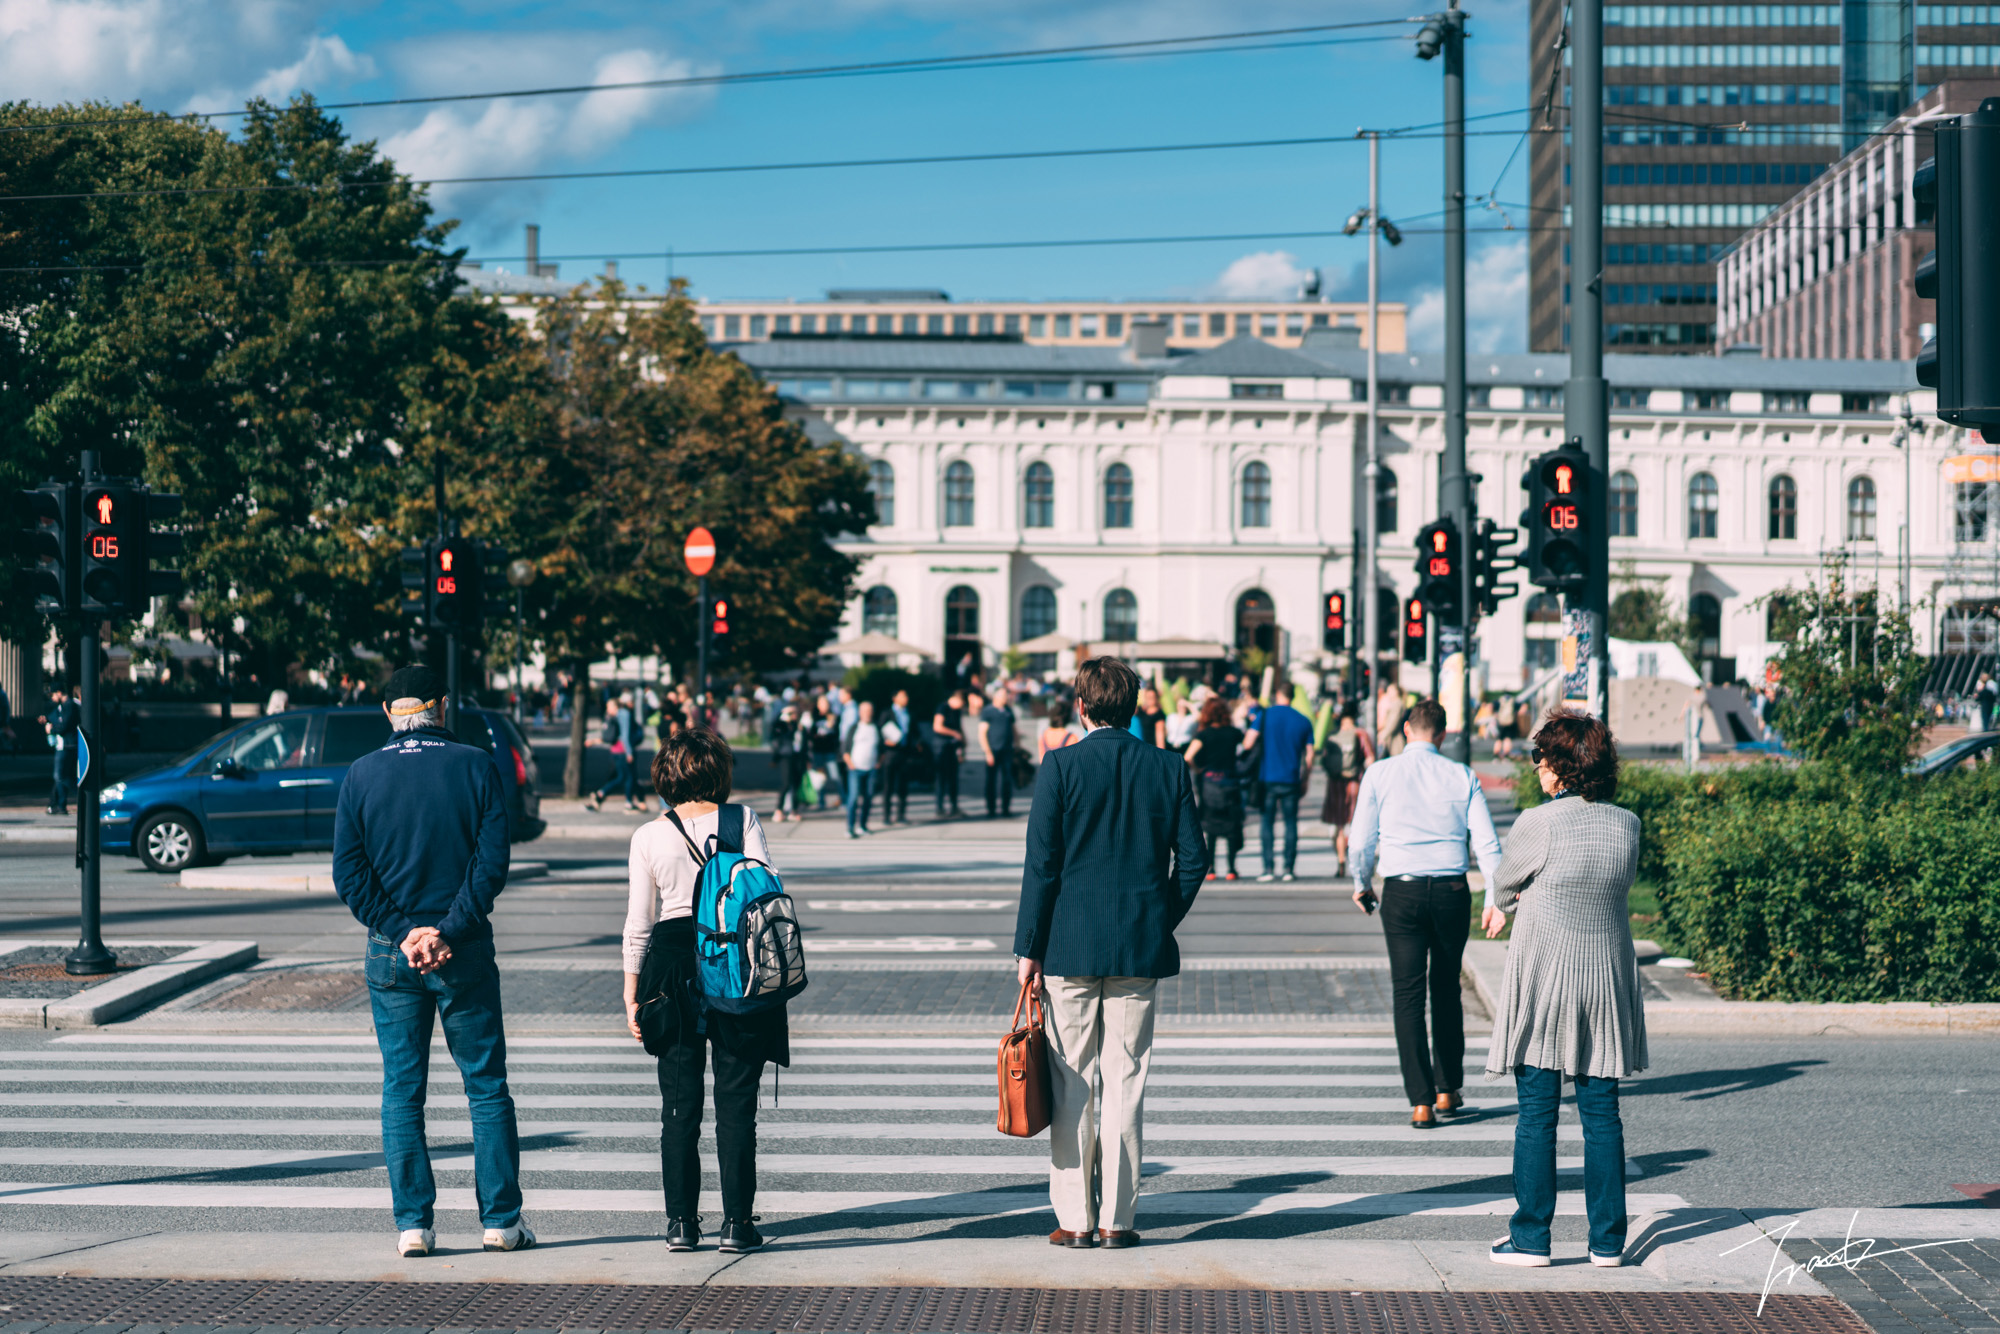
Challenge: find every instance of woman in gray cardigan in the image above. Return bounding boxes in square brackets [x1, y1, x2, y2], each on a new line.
[1483, 709, 1647, 1270]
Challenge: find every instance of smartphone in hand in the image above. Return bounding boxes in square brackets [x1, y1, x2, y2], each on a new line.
[1358, 889, 1378, 915]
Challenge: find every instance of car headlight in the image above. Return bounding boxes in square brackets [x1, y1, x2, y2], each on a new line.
[101, 783, 126, 802]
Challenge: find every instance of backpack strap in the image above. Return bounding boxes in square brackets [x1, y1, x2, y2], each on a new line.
[716, 803, 745, 855]
[661, 808, 707, 867]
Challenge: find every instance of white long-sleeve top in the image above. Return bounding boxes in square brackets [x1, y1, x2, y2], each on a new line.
[622, 805, 774, 974]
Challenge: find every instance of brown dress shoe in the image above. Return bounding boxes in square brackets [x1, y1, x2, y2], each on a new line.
[1435, 1091, 1464, 1116]
[1411, 1104, 1438, 1129]
[1049, 1229, 1098, 1248]
[1097, 1229, 1141, 1249]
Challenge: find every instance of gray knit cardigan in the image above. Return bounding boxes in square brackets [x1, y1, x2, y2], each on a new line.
[1483, 796, 1649, 1080]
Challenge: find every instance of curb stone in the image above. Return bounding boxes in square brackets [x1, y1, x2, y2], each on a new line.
[0, 939, 258, 1028]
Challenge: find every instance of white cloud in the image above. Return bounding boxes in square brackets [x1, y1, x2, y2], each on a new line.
[1405, 237, 1527, 355]
[1209, 249, 1313, 301]
[246, 33, 375, 103]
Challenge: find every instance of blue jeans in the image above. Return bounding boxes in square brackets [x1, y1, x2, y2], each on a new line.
[366, 933, 523, 1231]
[1259, 781, 1301, 874]
[1511, 1064, 1627, 1258]
[846, 769, 876, 833]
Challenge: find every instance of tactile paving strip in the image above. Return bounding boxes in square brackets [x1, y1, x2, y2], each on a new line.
[0, 1278, 1874, 1334]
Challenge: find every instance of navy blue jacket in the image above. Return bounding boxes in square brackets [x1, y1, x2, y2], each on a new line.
[332, 725, 510, 945]
[1014, 724, 1205, 978]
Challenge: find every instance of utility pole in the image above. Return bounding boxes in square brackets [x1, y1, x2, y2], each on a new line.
[1565, 0, 1612, 720]
[68, 451, 113, 977]
[1439, 0, 1474, 760]
[1362, 134, 1384, 708]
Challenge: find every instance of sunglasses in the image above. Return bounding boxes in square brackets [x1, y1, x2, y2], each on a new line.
[1530, 747, 1544, 765]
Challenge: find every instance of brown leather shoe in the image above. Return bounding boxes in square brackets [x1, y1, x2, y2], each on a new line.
[1435, 1091, 1464, 1116]
[1049, 1229, 1098, 1248]
[1097, 1229, 1141, 1249]
[1411, 1104, 1438, 1129]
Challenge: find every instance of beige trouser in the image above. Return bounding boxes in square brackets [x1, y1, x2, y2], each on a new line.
[1043, 974, 1159, 1233]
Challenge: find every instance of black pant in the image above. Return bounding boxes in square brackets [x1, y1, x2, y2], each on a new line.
[882, 749, 911, 821]
[1205, 828, 1240, 874]
[1380, 876, 1470, 1105]
[49, 746, 73, 814]
[984, 758, 1013, 816]
[656, 1029, 764, 1221]
[933, 743, 961, 813]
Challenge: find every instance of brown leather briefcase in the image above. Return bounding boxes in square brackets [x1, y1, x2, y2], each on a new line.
[996, 979, 1052, 1137]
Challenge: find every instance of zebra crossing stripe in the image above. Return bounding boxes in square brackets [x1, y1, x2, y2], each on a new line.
[0, 1093, 1514, 1112]
[0, 1052, 1437, 1069]
[0, 1070, 1461, 1089]
[49, 1035, 1491, 1050]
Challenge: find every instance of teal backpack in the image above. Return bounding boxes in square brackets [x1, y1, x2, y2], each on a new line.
[666, 805, 808, 1016]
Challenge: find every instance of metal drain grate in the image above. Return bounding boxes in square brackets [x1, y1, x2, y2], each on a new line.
[0, 1278, 1875, 1334]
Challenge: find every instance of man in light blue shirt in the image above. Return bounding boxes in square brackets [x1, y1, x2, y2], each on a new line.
[1346, 697, 1503, 1128]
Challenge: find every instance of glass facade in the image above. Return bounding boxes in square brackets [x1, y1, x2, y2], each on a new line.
[1843, 0, 1914, 148]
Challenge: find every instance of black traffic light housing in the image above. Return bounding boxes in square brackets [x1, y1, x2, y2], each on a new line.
[428, 536, 481, 632]
[708, 593, 734, 658]
[1911, 99, 2000, 423]
[81, 483, 142, 615]
[1470, 518, 1523, 619]
[1522, 443, 1590, 594]
[1322, 592, 1347, 652]
[1402, 596, 1428, 662]
[143, 491, 185, 601]
[18, 484, 76, 615]
[1413, 518, 1462, 624]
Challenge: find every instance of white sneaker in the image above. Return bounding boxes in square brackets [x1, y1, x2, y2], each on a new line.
[1256, 873, 1277, 883]
[398, 1228, 435, 1257]
[483, 1222, 537, 1252]
[1590, 1251, 1624, 1268]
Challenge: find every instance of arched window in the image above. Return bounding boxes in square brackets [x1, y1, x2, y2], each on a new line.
[1524, 592, 1563, 671]
[1103, 589, 1138, 642]
[1847, 475, 1877, 541]
[861, 586, 898, 637]
[1235, 588, 1276, 654]
[1020, 585, 1057, 640]
[1768, 474, 1797, 540]
[943, 585, 981, 669]
[1240, 461, 1272, 528]
[943, 460, 975, 527]
[1688, 471, 1719, 539]
[1611, 470, 1639, 537]
[1375, 468, 1399, 534]
[866, 459, 895, 527]
[1691, 592, 1722, 659]
[1103, 463, 1133, 529]
[1023, 461, 1055, 528]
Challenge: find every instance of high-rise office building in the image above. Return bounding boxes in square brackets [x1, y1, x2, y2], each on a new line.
[1528, 0, 2000, 354]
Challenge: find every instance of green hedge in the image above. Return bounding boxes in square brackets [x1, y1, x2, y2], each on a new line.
[1508, 759, 2000, 1001]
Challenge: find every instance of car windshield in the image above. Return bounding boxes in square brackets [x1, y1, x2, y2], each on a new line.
[1919, 736, 1985, 766]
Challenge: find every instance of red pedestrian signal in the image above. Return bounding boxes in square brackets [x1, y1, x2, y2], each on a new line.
[1402, 596, 1428, 662]
[1322, 592, 1346, 651]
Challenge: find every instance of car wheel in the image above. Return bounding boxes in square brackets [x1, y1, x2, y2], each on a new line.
[136, 812, 205, 874]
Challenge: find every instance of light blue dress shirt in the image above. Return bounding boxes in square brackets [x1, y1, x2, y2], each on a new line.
[1346, 742, 1504, 906]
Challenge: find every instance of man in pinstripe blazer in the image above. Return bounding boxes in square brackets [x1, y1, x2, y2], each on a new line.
[1015, 657, 1206, 1251]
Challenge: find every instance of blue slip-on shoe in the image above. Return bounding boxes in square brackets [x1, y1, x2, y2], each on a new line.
[1490, 1239, 1552, 1267]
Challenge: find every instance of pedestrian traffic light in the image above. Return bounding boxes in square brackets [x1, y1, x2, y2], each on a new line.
[709, 593, 733, 657]
[17, 483, 76, 615]
[1412, 518, 1462, 623]
[1470, 518, 1523, 619]
[1912, 98, 2000, 424]
[1322, 592, 1347, 652]
[399, 544, 429, 623]
[1522, 443, 1590, 593]
[80, 483, 144, 615]
[481, 542, 511, 626]
[1402, 596, 1428, 662]
[428, 536, 481, 632]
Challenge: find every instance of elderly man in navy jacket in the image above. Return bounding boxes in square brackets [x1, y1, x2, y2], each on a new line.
[1015, 657, 1205, 1250]
[332, 664, 532, 1259]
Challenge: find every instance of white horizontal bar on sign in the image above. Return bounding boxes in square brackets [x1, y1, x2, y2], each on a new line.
[0, 1181, 1688, 1217]
[0, 1118, 1584, 1143]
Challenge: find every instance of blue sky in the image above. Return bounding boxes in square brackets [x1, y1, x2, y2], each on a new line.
[6, 0, 1537, 349]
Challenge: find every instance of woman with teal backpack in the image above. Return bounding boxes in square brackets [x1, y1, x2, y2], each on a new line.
[622, 729, 791, 1256]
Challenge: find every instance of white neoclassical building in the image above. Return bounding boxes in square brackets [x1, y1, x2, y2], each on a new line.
[730, 329, 1990, 692]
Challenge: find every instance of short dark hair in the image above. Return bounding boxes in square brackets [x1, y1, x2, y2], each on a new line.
[1074, 657, 1140, 729]
[653, 728, 734, 805]
[1273, 680, 1294, 703]
[1533, 709, 1618, 801]
[1047, 699, 1069, 726]
[1406, 698, 1447, 738]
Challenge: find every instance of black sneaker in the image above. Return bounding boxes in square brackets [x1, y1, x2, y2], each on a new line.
[717, 1218, 764, 1253]
[666, 1217, 701, 1252]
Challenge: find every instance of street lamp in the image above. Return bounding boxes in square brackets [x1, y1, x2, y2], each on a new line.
[1890, 398, 1925, 614]
[506, 557, 537, 721]
[1346, 133, 1404, 705]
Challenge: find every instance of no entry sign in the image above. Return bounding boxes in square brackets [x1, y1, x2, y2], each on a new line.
[684, 527, 716, 577]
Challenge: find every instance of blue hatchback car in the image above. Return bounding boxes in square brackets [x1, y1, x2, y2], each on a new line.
[101, 706, 544, 873]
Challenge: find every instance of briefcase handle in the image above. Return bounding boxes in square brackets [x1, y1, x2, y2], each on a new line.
[1010, 977, 1043, 1034]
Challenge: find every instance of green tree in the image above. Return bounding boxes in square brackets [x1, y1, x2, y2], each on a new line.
[1763, 557, 1927, 772]
[1609, 564, 1697, 662]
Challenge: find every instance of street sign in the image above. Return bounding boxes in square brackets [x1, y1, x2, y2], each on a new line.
[74, 727, 93, 791]
[684, 527, 716, 577]
[1943, 454, 2000, 483]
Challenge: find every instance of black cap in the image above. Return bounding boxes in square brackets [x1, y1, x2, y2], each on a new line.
[382, 664, 445, 708]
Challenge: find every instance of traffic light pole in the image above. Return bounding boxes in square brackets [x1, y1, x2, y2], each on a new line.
[67, 451, 114, 977]
[1439, 0, 1474, 762]
[696, 575, 710, 699]
[1361, 133, 1384, 708]
[1565, 0, 1612, 720]
[445, 632, 460, 734]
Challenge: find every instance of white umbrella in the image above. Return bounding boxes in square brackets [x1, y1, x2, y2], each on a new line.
[1013, 632, 1078, 654]
[824, 631, 933, 658]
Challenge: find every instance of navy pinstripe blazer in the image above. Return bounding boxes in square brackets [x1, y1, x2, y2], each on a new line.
[1013, 724, 1205, 979]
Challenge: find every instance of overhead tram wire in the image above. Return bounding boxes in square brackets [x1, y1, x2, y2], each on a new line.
[1, 20, 1422, 135]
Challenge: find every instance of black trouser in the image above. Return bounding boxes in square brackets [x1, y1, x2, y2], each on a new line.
[882, 748, 911, 821]
[984, 758, 1013, 816]
[1380, 875, 1470, 1106]
[1204, 828, 1241, 874]
[933, 743, 961, 813]
[657, 1028, 764, 1221]
[49, 746, 73, 814]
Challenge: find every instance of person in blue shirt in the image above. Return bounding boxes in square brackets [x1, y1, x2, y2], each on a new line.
[1244, 681, 1316, 882]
